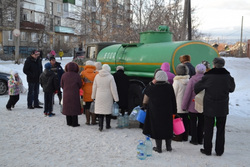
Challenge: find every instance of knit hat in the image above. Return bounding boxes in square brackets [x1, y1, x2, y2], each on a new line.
[155, 71, 168, 82]
[85, 60, 94, 66]
[179, 55, 191, 63]
[102, 64, 111, 72]
[94, 62, 102, 71]
[213, 57, 225, 68]
[195, 64, 206, 74]
[116, 66, 124, 71]
[176, 64, 189, 75]
[11, 70, 18, 76]
[44, 63, 52, 70]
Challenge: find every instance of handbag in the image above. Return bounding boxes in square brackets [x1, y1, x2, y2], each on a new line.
[136, 109, 146, 124]
[90, 101, 95, 113]
[112, 102, 119, 116]
[195, 90, 205, 113]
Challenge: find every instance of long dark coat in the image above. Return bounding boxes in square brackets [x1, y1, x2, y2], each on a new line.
[61, 62, 82, 116]
[113, 70, 129, 110]
[23, 56, 41, 83]
[194, 68, 235, 117]
[143, 82, 177, 140]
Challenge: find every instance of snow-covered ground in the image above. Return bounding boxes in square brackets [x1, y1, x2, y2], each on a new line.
[0, 57, 250, 167]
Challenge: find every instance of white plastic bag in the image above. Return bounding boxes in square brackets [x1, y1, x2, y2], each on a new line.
[90, 101, 95, 113]
[195, 90, 205, 113]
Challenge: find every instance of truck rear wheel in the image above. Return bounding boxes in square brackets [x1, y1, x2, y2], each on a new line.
[128, 83, 144, 114]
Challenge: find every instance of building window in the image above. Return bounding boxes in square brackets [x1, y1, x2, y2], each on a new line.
[31, 33, 38, 42]
[50, 2, 53, 15]
[57, 4, 61, 13]
[63, 4, 68, 12]
[8, 31, 13, 41]
[20, 32, 27, 41]
[7, 10, 13, 21]
[43, 34, 47, 43]
[64, 36, 69, 43]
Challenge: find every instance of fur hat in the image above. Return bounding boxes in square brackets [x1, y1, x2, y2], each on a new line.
[176, 64, 189, 75]
[44, 63, 52, 70]
[201, 60, 211, 70]
[94, 62, 102, 71]
[195, 64, 206, 74]
[213, 57, 225, 68]
[116, 66, 124, 71]
[102, 64, 111, 72]
[155, 71, 168, 82]
[179, 55, 191, 63]
[85, 60, 94, 66]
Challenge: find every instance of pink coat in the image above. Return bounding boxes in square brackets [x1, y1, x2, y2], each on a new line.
[160, 62, 175, 84]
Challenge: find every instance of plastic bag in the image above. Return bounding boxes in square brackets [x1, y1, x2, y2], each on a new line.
[90, 101, 95, 113]
[195, 90, 205, 113]
[129, 106, 140, 120]
[136, 109, 146, 124]
[112, 102, 119, 116]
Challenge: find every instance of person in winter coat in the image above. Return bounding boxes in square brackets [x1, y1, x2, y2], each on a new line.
[58, 49, 64, 60]
[179, 55, 195, 78]
[23, 50, 43, 109]
[142, 71, 177, 153]
[172, 64, 190, 141]
[194, 57, 235, 156]
[61, 62, 82, 127]
[182, 64, 206, 145]
[39, 63, 59, 117]
[80, 60, 98, 125]
[201, 60, 211, 72]
[94, 62, 102, 72]
[6, 71, 23, 110]
[160, 62, 175, 84]
[113, 66, 129, 115]
[50, 56, 64, 105]
[91, 64, 119, 131]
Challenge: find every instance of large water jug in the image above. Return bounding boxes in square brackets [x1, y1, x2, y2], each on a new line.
[129, 106, 140, 120]
[137, 140, 146, 160]
[117, 113, 124, 128]
[124, 112, 129, 128]
[145, 136, 152, 156]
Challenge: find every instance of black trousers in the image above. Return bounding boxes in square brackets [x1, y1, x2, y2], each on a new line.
[6, 95, 19, 109]
[189, 112, 204, 143]
[66, 115, 79, 126]
[178, 113, 190, 140]
[204, 116, 227, 155]
[44, 92, 53, 114]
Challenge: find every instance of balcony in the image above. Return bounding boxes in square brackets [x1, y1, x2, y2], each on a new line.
[20, 21, 45, 30]
[63, 0, 75, 4]
[54, 26, 74, 34]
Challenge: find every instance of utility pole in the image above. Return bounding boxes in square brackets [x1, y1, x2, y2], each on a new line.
[187, 0, 192, 40]
[240, 16, 243, 57]
[14, 0, 20, 64]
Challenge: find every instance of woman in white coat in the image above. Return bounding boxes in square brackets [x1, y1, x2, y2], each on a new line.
[91, 64, 119, 131]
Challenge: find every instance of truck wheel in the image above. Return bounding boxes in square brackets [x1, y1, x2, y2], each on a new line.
[128, 83, 144, 114]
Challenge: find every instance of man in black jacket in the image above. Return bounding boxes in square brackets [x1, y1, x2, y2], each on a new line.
[194, 57, 235, 156]
[23, 50, 43, 109]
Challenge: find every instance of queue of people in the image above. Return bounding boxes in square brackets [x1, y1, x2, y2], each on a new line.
[8, 49, 235, 157]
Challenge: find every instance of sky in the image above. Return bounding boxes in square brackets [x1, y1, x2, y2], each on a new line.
[191, 0, 250, 43]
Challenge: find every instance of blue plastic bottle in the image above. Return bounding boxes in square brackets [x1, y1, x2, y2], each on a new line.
[145, 136, 153, 156]
[137, 140, 146, 160]
[124, 112, 129, 128]
[117, 113, 123, 128]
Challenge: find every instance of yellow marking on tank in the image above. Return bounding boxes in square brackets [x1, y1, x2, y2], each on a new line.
[171, 42, 220, 74]
[102, 62, 162, 66]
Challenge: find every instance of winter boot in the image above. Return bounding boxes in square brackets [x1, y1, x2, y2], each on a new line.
[66, 116, 72, 126]
[85, 109, 91, 125]
[99, 115, 104, 131]
[72, 116, 80, 127]
[91, 113, 97, 125]
[153, 139, 162, 153]
[106, 114, 111, 129]
[166, 139, 172, 151]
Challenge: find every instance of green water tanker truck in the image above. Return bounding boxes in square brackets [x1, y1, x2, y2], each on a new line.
[86, 26, 219, 112]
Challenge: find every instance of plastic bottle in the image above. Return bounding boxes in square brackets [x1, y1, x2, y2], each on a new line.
[145, 136, 153, 156]
[137, 140, 146, 160]
[129, 106, 140, 120]
[124, 112, 129, 128]
[117, 113, 123, 128]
